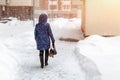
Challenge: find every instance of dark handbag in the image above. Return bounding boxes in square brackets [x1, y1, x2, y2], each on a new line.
[49, 43, 57, 57]
[49, 48, 57, 57]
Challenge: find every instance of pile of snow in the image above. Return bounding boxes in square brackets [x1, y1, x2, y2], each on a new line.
[0, 42, 19, 80]
[49, 18, 83, 40]
[0, 18, 34, 80]
[75, 35, 120, 80]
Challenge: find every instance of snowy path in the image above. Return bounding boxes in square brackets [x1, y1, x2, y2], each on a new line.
[0, 30, 85, 80]
[1, 27, 85, 80]
[16, 40, 85, 80]
[0, 19, 85, 80]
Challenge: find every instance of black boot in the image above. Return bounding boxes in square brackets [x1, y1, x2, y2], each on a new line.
[45, 50, 49, 66]
[39, 51, 44, 68]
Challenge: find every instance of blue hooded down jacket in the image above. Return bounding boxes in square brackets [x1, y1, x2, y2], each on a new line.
[34, 13, 55, 50]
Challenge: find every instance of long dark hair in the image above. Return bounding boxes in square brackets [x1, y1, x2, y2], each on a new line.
[39, 13, 48, 23]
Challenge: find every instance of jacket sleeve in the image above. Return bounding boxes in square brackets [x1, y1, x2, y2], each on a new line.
[47, 23, 55, 43]
[34, 25, 37, 40]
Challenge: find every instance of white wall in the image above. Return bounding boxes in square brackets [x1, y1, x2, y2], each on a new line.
[84, 0, 120, 36]
[9, 0, 33, 6]
[0, 0, 6, 5]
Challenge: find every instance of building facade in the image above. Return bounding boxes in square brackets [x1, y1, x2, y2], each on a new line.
[0, 0, 82, 20]
[35, 0, 81, 18]
[39, 0, 48, 10]
[48, 0, 73, 18]
[0, 0, 6, 19]
[71, 0, 82, 18]
[0, 0, 33, 20]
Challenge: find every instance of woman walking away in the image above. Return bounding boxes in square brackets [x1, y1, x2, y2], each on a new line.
[34, 13, 55, 68]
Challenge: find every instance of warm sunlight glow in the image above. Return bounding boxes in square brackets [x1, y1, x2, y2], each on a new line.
[105, 0, 113, 3]
[85, 0, 120, 35]
[104, 0, 120, 4]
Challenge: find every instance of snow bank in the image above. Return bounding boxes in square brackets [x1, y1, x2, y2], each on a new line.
[75, 35, 120, 80]
[0, 18, 34, 80]
[0, 42, 19, 80]
[49, 18, 83, 40]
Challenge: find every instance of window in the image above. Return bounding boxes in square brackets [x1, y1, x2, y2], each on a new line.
[50, 5, 57, 10]
[62, 5, 71, 10]
[50, 0, 57, 1]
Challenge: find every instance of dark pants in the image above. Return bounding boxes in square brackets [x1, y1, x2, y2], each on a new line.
[39, 49, 49, 68]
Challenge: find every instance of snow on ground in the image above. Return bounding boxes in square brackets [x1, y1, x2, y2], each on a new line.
[0, 42, 19, 80]
[0, 19, 34, 80]
[75, 35, 120, 80]
[0, 18, 85, 80]
[1, 17, 120, 80]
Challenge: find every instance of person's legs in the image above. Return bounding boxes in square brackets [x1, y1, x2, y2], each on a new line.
[39, 50, 44, 68]
[45, 49, 49, 66]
